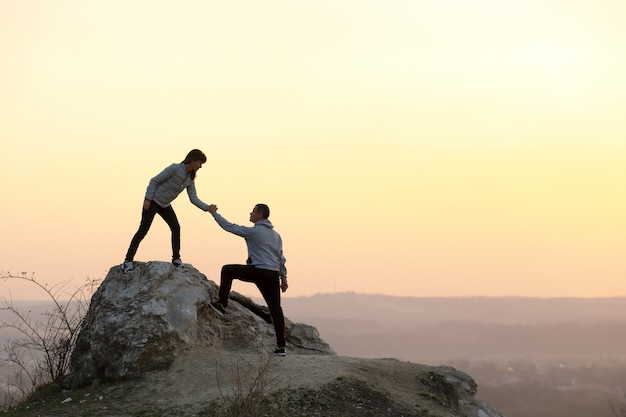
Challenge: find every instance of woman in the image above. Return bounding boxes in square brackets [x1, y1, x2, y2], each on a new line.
[122, 149, 210, 273]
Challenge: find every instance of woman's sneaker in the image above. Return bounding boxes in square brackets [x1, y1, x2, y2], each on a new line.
[172, 259, 186, 271]
[122, 261, 134, 273]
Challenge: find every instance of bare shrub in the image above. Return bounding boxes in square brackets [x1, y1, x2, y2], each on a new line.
[0, 272, 99, 409]
[214, 351, 288, 417]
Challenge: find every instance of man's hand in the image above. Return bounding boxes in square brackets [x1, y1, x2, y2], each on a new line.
[281, 281, 288, 292]
[207, 204, 218, 214]
[143, 200, 151, 211]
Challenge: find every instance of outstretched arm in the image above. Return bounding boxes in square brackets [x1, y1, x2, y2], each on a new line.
[207, 204, 253, 237]
[186, 182, 209, 211]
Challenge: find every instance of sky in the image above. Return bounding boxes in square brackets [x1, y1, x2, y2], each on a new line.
[1, 0, 624, 301]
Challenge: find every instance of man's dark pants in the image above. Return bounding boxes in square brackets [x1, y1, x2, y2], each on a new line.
[218, 264, 285, 348]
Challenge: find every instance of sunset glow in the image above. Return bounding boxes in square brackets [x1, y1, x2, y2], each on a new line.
[1, 0, 624, 300]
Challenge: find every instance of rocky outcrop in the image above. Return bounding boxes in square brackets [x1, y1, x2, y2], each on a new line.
[414, 365, 503, 417]
[63, 261, 505, 417]
[66, 261, 333, 388]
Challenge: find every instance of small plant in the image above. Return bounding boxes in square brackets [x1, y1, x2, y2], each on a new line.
[213, 351, 287, 417]
[0, 271, 100, 409]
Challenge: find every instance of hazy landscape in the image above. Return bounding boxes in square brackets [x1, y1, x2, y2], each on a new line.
[3, 294, 626, 417]
[281, 294, 626, 417]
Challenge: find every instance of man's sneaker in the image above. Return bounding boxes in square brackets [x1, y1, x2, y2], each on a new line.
[122, 261, 134, 273]
[209, 302, 226, 316]
[172, 259, 186, 271]
[273, 347, 286, 356]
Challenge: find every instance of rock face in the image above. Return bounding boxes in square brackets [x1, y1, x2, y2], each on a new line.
[67, 261, 333, 388]
[63, 261, 505, 417]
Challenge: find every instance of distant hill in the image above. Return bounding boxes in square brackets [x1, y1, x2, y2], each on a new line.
[281, 293, 626, 325]
[277, 294, 626, 363]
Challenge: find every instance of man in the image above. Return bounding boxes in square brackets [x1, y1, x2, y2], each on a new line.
[207, 203, 288, 356]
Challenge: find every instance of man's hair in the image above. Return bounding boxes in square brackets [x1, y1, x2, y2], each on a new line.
[255, 204, 270, 219]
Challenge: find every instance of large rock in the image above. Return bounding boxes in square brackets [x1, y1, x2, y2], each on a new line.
[67, 261, 333, 388]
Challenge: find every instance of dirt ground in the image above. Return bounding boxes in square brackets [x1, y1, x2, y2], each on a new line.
[5, 348, 486, 417]
[141, 348, 434, 410]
